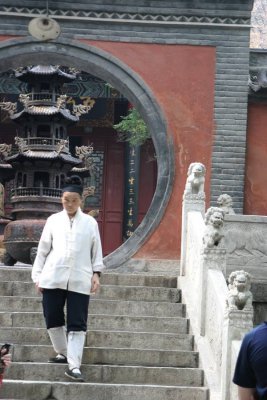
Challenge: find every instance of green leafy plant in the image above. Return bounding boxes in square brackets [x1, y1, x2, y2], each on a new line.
[113, 107, 150, 146]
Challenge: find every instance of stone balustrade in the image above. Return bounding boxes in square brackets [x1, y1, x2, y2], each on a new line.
[179, 162, 257, 400]
[11, 187, 62, 198]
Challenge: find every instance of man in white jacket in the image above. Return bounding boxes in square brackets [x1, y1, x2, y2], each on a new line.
[32, 176, 105, 382]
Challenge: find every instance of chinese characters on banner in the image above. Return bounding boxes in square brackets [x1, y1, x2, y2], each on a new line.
[123, 143, 140, 240]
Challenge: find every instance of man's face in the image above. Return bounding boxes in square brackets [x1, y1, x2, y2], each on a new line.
[62, 192, 82, 217]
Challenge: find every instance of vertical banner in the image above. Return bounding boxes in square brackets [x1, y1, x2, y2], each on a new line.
[123, 142, 140, 240]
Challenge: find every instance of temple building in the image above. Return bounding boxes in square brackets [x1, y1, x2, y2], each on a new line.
[0, 2, 267, 400]
[0, 0, 265, 267]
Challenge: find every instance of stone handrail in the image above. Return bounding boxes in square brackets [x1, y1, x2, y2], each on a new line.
[179, 163, 254, 400]
[179, 210, 253, 400]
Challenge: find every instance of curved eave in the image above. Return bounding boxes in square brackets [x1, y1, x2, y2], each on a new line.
[10, 107, 79, 122]
[6, 151, 82, 165]
[0, 163, 12, 170]
[15, 65, 76, 82]
[71, 166, 91, 177]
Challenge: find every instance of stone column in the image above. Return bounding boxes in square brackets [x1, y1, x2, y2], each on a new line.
[202, 248, 226, 274]
[221, 271, 254, 400]
[180, 162, 206, 276]
[199, 248, 226, 335]
[221, 309, 253, 400]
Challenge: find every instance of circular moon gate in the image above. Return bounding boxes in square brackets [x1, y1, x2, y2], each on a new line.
[0, 38, 174, 268]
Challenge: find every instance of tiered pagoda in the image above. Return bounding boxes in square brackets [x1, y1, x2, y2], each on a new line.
[0, 65, 92, 264]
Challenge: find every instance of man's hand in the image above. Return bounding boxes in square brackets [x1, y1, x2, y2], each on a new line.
[1, 353, 11, 368]
[238, 386, 258, 400]
[35, 282, 43, 294]
[91, 273, 100, 294]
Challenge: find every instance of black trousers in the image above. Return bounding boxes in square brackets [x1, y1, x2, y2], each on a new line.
[42, 288, 90, 332]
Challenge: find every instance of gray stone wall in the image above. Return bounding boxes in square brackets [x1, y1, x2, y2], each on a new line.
[0, 0, 254, 213]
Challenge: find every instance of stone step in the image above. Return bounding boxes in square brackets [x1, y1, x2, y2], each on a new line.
[0, 265, 208, 400]
[0, 380, 209, 400]
[0, 281, 181, 302]
[13, 344, 199, 368]
[0, 327, 194, 350]
[102, 273, 178, 288]
[0, 267, 178, 288]
[0, 296, 185, 317]
[5, 362, 203, 386]
[0, 312, 188, 334]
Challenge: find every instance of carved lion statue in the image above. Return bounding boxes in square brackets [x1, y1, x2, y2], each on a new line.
[203, 207, 225, 248]
[217, 193, 235, 215]
[184, 162, 206, 196]
[227, 270, 253, 311]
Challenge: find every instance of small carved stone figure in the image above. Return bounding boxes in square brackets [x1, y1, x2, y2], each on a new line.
[217, 193, 235, 215]
[184, 162, 206, 196]
[203, 207, 225, 248]
[87, 209, 99, 219]
[0, 143, 12, 162]
[56, 139, 68, 154]
[226, 270, 253, 311]
[14, 136, 27, 152]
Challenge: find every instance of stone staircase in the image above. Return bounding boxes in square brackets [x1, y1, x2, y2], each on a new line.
[0, 265, 209, 400]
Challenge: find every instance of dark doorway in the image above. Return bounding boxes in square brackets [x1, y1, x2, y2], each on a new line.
[34, 171, 49, 188]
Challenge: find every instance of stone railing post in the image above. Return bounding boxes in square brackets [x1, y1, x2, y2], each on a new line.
[196, 206, 226, 336]
[180, 162, 206, 276]
[199, 247, 226, 336]
[221, 271, 254, 400]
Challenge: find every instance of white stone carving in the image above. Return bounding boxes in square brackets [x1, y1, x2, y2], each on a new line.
[226, 270, 253, 311]
[223, 215, 267, 275]
[56, 139, 68, 154]
[0, 101, 17, 115]
[72, 100, 94, 117]
[75, 145, 94, 161]
[0, 143, 12, 160]
[217, 193, 235, 215]
[14, 136, 27, 152]
[183, 162, 206, 200]
[203, 207, 225, 249]
[56, 94, 67, 109]
[19, 93, 30, 108]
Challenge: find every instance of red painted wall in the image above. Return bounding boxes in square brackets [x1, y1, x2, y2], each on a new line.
[81, 40, 216, 259]
[244, 103, 267, 215]
[0, 35, 216, 259]
[0, 36, 18, 42]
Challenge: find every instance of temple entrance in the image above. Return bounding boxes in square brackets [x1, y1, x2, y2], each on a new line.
[69, 129, 157, 256]
[0, 38, 173, 267]
[77, 130, 125, 256]
[0, 68, 157, 257]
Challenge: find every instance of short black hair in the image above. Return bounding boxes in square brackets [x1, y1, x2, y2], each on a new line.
[62, 175, 83, 196]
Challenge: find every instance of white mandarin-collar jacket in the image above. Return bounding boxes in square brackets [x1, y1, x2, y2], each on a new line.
[32, 208, 105, 295]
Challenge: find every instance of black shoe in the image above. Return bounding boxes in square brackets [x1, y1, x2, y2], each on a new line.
[65, 368, 85, 382]
[48, 354, 67, 364]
